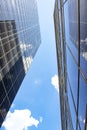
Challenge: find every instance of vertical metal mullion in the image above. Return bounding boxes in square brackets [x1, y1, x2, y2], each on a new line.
[60, 0, 68, 129]
[76, 0, 80, 130]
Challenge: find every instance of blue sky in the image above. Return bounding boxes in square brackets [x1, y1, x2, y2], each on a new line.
[1, 0, 61, 130]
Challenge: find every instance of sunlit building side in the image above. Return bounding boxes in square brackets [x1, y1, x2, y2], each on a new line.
[54, 0, 87, 130]
[0, 0, 41, 127]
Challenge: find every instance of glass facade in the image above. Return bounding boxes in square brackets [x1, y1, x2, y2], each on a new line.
[0, 0, 41, 127]
[54, 0, 87, 130]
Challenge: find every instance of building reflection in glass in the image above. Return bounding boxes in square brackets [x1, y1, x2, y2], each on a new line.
[0, 0, 41, 127]
[54, 0, 87, 130]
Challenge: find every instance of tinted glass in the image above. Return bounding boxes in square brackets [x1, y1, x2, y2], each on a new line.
[64, 0, 78, 61]
[80, 0, 87, 78]
[78, 74, 87, 130]
[66, 47, 78, 108]
[67, 79, 76, 130]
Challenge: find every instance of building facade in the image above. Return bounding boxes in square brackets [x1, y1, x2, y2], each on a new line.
[54, 0, 87, 130]
[0, 0, 41, 126]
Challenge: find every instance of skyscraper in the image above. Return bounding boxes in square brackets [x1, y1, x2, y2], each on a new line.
[54, 0, 87, 130]
[0, 0, 41, 127]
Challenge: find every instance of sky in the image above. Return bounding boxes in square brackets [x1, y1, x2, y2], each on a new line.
[1, 0, 61, 130]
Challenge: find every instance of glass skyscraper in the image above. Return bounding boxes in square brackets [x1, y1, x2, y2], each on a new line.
[0, 0, 41, 127]
[54, 0, 87, 130]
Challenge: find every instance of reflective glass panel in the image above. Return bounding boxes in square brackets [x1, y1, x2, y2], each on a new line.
[66, 46, 78, 108]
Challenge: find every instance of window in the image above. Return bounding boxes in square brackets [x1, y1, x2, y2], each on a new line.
[0, 57, 6, 68]
[0, 81, 6, 104]
[0, 45, 4, 57]
[3, 72, 12, 93]
[85, 105, 87, 130]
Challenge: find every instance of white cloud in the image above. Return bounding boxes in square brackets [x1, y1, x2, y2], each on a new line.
[79, 116, 85, 124]
[51, 74, 59, 93]
[83, 119, 85, 124]
[81, 38, 87, 44]
[2, 109, 40, 130]
[82, 52, 87, 61]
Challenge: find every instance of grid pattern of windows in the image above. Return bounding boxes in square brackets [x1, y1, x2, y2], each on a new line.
[0, 0, 41, 127]
[54, 0, 87, 130]
[0, 20, 21, 80]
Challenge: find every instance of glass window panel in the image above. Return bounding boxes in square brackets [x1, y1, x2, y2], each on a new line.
[6, 21, 12, 31]
[6, 52, 13, 62]
[2, 65, 9, 77]
[13, 79, 20, 94]
[2, 37, 8, 45]
[12, 48, 17, 56]
[80, 0, 87, 78]
[0, 57, 6, 68]
[13, 68, 25, 94]
[9, 64, 16, 83]
[0, 80, 6, 104]
[8, 34, 14, 41]
[15, 58, 21, 74]
[64, 0, 78, 61]
[0, 97, 10, 116]
[3, 42, 10, 53]
[78, 74, 87, 130]
[0, 45, 4, 57]
[0, 22, 6, 33]
[0, 32, 7, 39]
[80, 55, 87, 78]
[3, 72, 12, 93]
[0, 113, 3, 127]
[8, 88, 15, 105]
[10, 40, 15, 48]
[84, 106, 87, 130]
[67, 79, 76, 130]
[66, 46, 78, 108]
[18, 69, 25, 84]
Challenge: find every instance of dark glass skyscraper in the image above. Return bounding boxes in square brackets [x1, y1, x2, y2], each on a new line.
[0, 0, 41, 127]
[54, 0, 87, 130]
